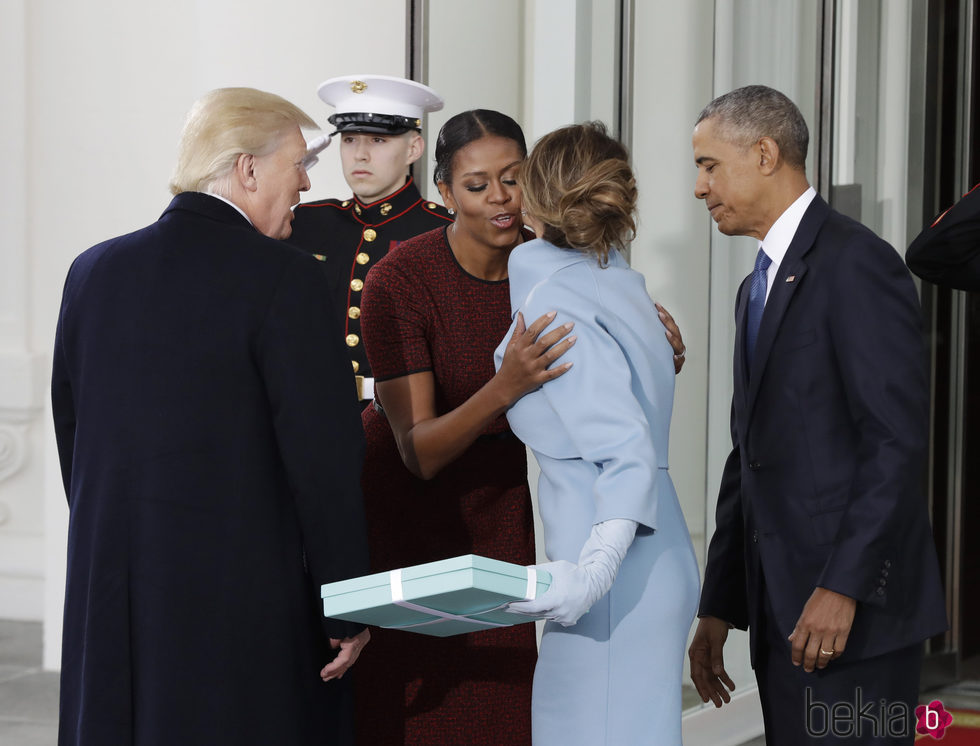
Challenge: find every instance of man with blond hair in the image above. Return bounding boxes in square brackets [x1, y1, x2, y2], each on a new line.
[52, 87, 370, 745]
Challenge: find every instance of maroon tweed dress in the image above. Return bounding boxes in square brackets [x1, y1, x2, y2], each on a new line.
[354, 226, 536, 745]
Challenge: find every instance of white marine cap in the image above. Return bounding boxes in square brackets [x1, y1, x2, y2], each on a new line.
[317, 74, 444, 134]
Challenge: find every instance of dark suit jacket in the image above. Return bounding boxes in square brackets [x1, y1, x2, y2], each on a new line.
[907, 183, 980, 289]
[52, 192, 370, 745]
[699, 195, 947, 666]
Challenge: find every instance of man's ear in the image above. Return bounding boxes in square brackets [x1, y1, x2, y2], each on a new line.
[437, 181, 456, 213]
[406, 133, 425, 167]
[235, 153, 259, 192]
[757, 136, 780, 175]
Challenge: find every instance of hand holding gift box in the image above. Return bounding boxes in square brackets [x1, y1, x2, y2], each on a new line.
[321, 554, 551, 637]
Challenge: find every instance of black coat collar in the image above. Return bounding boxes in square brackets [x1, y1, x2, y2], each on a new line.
[162, 191, 255, 231]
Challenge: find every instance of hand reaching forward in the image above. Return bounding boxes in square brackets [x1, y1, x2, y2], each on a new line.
[321, 627, 371, 682]
[494, 311, 575, 405]
[788, 587, 856, 672]
[689, 616, 736, 707]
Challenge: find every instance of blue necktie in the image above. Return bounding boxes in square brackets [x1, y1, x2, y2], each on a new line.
[746, 248, 772, 369]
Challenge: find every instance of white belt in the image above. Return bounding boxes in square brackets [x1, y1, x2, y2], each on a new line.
[355, 375, 375, 401]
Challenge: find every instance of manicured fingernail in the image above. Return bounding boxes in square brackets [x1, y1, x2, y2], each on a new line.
[547, 311, 557, 318]
[563, 322, 574, 330]
[658, 311, 666, 319]
[567, 336, 577, 345]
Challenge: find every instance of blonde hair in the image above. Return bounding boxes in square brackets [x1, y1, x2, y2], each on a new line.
[169, 87, 317, 196]
[518, 121, 636, 265]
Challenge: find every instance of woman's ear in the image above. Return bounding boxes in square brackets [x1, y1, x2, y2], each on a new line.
[437, 181, 456, 213]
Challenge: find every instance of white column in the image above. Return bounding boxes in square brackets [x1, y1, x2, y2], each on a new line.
[527, 0, 593, 140]
[0, 0, 47, 624]
[876, 0, 912, 250]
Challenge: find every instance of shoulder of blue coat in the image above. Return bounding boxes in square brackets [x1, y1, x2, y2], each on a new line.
[508, 237, 587, 280]
[508, 239, 609, 314]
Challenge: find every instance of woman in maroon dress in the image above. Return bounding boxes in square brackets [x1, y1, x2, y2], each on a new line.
[353, 110, 573, 745]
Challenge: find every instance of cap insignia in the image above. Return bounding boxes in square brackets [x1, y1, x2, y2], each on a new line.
[350, 80, 367, 94]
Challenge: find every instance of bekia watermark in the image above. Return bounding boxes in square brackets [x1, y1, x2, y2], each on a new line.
[915, 700, 953, 740]
[805, 687, 947, 738]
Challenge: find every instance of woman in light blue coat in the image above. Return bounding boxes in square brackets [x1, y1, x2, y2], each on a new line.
[495, 122, 700, 745]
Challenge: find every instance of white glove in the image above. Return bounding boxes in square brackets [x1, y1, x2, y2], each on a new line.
[508, 519, 638, 626]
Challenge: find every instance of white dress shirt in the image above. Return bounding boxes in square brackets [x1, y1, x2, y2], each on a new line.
[760, 186, 817, 302]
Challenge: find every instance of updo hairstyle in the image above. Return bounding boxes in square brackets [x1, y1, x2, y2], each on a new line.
[518, 121, 637, 264]
[433, 109, 527, 186]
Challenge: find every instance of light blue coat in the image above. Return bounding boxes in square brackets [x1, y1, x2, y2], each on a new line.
[495, 238, 699, 745]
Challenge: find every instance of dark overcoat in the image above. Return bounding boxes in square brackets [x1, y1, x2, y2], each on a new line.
[52, 192, 369, 745]
[699, 196, 948, 663]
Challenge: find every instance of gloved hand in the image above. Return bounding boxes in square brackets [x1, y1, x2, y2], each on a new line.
[508, 519, 638, 626]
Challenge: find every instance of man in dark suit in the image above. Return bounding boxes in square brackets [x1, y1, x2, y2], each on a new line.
[907, 183, 980, 289]
[52, 87, 371, 745]
[687, 85, 947, 744]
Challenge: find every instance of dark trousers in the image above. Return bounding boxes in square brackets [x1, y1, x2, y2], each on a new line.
[755, 588, 923, 745]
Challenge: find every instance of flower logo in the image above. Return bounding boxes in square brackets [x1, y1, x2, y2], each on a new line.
[915, 700, 953, 739]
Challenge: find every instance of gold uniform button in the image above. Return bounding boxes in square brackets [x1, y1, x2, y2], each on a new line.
[348, 306, 361, 319]
[426, 202, 437, 209]
[352, 360, 360, 373]
[380, 203, 392, 215]
[356, 252, 370, 265]
[350, 278, 364, 292]
[312, 253, 326, 262]
[354, 205, 362, 215]
[342, 200, 350, 207]
[346, 334, 360, 347]
[363, 228, 377, 242]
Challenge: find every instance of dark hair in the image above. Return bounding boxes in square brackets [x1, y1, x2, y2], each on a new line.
[518, 121, 636, 265]
[696, 85, 809, 169]
[433, 109, 527, 186]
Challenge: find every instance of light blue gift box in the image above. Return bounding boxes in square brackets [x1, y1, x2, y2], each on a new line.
[320, 554, 551, 637]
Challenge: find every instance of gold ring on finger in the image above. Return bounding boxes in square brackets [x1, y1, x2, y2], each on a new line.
[820, 648, 834, 656]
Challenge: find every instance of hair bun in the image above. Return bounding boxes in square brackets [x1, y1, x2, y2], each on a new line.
[518, 122, 637, 264]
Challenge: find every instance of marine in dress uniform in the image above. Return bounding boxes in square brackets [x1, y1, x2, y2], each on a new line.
[289, 75, 453, 401]
[906, 182, 980, 289]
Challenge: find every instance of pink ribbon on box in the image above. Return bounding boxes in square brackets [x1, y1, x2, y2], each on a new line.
[384, 567, 540, 630]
